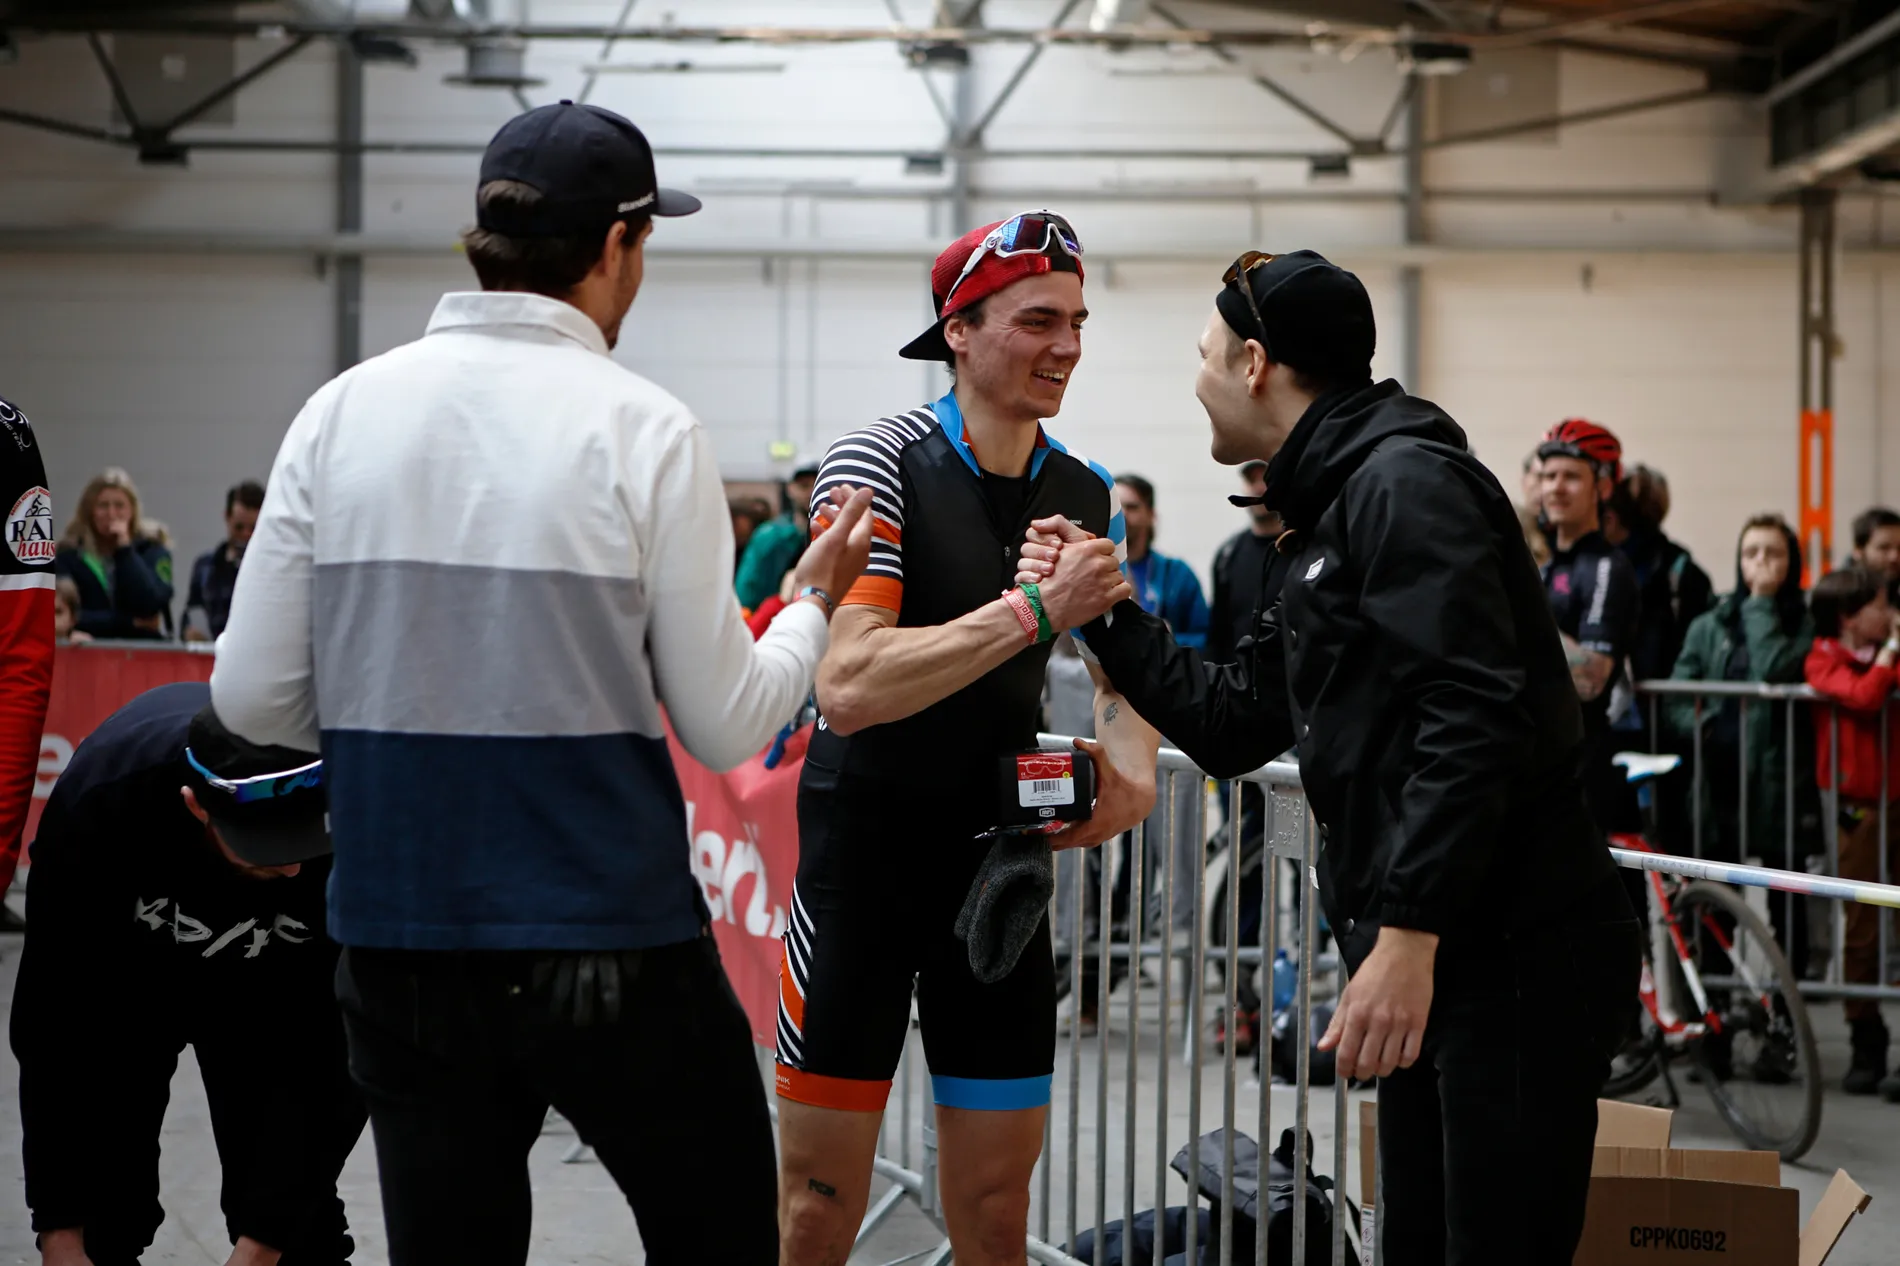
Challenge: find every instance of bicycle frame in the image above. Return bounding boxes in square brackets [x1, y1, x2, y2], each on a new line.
[1612, 832, 1781, 1044]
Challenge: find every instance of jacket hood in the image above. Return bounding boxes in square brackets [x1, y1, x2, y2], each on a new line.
[1262, 379, 1469, 534]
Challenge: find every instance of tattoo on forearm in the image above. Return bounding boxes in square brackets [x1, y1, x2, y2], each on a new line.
[808, 1177, 839, 1199]
[1103, 701, 1121, 725]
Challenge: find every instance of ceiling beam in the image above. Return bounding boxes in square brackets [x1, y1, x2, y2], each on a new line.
[1424, 84, 1714, 147]
[0, 15, 1340, 45]
[1474, 0, 1811, 50]
[1151, 0, 1368, 149]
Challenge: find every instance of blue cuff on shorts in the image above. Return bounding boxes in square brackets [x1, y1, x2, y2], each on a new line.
[931, 1074, 1052, 1111]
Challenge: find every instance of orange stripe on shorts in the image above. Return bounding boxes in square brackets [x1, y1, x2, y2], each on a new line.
[775, 1065, 891, 1113]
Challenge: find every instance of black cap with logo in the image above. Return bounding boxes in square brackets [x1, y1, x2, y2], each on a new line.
[185, 705, 330, 868]
[477, 101, 702, 238]
[1215, 249, 1376, 386]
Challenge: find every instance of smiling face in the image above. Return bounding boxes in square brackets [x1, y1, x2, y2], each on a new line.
[944, 271, 1085, 423]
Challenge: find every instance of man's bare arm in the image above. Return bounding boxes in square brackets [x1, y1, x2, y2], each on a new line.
[816, 602, 1034, 735]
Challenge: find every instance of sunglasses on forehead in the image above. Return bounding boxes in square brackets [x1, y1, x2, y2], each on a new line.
[1222, 250, 1277, 345]
[940, 211, 1084, 314]
[186, 749, 324, 805]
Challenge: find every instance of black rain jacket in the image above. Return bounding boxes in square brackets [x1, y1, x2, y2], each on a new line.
[1083, 380, 1617, 965]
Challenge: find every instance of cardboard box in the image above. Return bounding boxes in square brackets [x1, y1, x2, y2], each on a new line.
[1575, 1101, 1869, 1266]
[1355, 1099, 1870, 1266]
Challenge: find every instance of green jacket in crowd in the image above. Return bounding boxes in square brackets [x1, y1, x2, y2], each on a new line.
[734, 513, 808, 612]
[1666, 592, 1815, 860]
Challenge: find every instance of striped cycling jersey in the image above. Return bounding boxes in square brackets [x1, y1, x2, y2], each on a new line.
[804, 390, 1122, 786]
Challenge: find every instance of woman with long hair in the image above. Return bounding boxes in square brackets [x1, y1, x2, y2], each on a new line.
[54, 467, 174, 640]
[1668, 513, 1813, 863]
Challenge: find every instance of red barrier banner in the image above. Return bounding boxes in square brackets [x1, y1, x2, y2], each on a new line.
[670, 724, 805, 1046]
[29, 643, 215, 855]
[26, 644, 802, 1044]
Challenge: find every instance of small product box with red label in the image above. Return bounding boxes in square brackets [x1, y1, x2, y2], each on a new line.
[991, 750, 1096, 833]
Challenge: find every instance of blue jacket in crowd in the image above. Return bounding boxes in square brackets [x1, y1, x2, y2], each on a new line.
[1125, 548, 1209, 649]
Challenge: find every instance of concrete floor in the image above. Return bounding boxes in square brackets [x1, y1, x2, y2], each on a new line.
[1, 938, 1893, 1266]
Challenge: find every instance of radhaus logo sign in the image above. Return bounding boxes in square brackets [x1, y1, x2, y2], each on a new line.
[7, 486, 54, 565]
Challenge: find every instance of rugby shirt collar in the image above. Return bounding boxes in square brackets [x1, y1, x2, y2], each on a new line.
[425, 291, 611, 357]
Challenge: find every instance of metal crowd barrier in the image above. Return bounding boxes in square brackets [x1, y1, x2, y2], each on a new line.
[856, 746, 1360, 1266]
[549, 682, 1900, 1262]
[1633, 679, 1900, 1004]
[847, 712, 1900, 1266]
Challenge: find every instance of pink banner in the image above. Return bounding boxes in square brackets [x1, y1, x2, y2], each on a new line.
[670, 724, 806, 1045]
[30, 643, 215, 856]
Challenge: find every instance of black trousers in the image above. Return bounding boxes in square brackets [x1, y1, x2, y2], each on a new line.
[73, 968, 364, 1266]
[336, 935, 778, 1266]
[1376, 879, 1641, 1266]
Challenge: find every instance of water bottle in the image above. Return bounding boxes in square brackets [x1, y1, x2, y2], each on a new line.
[1271, 948, 1297, 1014]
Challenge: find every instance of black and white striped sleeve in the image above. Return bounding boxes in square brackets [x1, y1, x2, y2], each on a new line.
[809, 411, 930, 613]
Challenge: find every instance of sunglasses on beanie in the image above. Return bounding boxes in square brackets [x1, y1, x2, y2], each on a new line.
[1222, 250, 1278, 346]
[940, 211, 1084, 313]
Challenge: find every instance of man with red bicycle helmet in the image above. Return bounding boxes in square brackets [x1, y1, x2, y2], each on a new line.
[1538, 418, 1622, 487]
[1537, 419, 1641, 832]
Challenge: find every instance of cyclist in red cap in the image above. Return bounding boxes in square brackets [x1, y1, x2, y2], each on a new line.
[777, 213, 1159, 1265]
[1537, 419, 1642, 835]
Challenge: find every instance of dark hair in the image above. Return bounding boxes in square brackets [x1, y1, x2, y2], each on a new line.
[943, 298, 989, 381]
[1625, 464, 1670, 526]
[1810, 564, 1883, 638]
[225, 480, 265, 516]
[1114, 474, 1155, 511]
[461, 180, 647, 297]
[1732, 513, 1806, 636]
[1853, 507, 1900, 550]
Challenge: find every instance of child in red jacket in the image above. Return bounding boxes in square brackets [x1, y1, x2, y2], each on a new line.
[1806, 565, 1900, 1098]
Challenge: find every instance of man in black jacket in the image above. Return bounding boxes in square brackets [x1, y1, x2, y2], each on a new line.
[1018, 250, 1640, 1265]
[12, 682, 365, 1266]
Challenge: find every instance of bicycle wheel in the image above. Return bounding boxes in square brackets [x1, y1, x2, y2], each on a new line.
[1672, 882, 1822, 1161]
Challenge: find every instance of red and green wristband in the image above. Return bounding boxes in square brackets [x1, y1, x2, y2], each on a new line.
[1003, 583, 1054, 645]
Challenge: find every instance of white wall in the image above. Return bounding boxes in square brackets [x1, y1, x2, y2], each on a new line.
[2, 1, 1898, 611]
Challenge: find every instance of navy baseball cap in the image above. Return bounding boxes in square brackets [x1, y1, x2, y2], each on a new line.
[185, 704, 329, 868]
[477, 100, 701, 238]
[1215, 249, 1376, 386]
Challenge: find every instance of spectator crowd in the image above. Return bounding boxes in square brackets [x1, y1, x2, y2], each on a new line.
[43, 470, 267, 648]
